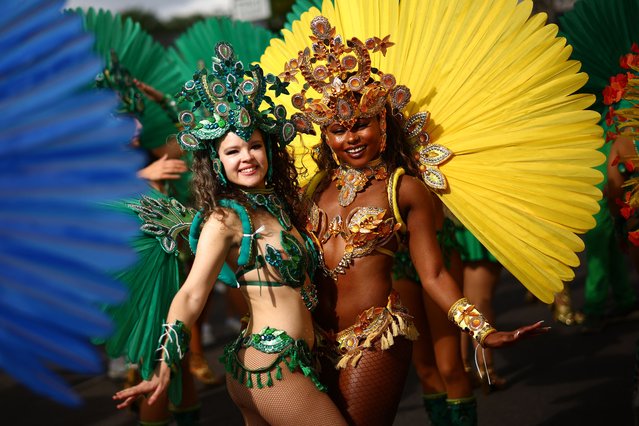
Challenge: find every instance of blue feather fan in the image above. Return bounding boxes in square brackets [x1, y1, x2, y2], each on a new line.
[0, 0, 147, 406]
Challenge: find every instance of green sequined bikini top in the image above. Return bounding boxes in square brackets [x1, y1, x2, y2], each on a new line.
[193, 189, 318, 311]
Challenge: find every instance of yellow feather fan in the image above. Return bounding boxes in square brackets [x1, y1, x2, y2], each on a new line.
[259, 0, 604, 303]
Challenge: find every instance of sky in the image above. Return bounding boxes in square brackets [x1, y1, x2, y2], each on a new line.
[64, 0, 253, 21]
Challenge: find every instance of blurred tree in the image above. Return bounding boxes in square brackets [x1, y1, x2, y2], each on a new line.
[123, 10, 213, 46]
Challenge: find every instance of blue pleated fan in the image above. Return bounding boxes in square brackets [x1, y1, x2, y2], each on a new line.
[0, 0, 147, 406]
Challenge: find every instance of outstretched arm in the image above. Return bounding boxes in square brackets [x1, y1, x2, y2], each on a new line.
[400, 176, 548, 349]
[133, 78, 179, 123]
[113, 212, 239, 408]
[133, 78, 167, 104]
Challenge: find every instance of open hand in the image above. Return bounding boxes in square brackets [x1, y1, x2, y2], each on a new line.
[138, 154, 188, 182]
[112, 363, 170, 409]
[482, 320, 550, 348]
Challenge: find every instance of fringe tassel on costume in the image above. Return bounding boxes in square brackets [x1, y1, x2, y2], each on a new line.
[330, 290, 418, 368]
[220, 327, 327, 392]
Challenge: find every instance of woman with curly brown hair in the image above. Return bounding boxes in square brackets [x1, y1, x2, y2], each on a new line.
[113, 42, 346, 425]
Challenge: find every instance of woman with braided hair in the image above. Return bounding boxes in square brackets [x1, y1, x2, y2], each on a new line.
[258, 0, 604, 423]
[264, 13, 547, 426]
[304, 90, 542, 425]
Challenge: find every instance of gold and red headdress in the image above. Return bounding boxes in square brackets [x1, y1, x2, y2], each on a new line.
[281, 16, 411, 129]
[279, 15, 450, 190]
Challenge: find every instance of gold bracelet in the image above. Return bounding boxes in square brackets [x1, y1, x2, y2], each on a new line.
[448, 297, 496, 346]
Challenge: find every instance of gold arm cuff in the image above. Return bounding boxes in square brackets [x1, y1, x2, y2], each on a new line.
[478, 326, 497, 346]
[447, 297, 496, 346]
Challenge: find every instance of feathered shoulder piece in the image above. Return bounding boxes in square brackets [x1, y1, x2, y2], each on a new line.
[127, 195, 198, 254]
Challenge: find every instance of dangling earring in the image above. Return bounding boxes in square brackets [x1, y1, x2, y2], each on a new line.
[210, 149, 227, 186]
[379, 109, 387, 153]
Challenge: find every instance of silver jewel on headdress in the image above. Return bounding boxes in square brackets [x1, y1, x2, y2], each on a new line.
[403, 111, 451, 190]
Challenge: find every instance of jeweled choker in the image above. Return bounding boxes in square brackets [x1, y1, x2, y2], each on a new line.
[242, 188, 292, 230]
[332, 158, 389, 207]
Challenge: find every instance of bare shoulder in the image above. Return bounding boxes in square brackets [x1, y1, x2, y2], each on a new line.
[200, 207, 243, 246]
[396, 173, 434, 209]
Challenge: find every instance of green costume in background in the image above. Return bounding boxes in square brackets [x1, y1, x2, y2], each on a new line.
[561, 2, 639, 422]
[454, 227, 497, 263]
[391, 217, 477, 426]
[582, 134, 635, 321]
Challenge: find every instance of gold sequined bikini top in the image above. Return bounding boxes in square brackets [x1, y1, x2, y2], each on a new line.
[304, 168, 406, 280]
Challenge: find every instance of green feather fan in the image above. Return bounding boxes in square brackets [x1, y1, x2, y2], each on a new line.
[559, 0, 639, 111]
[167, 16, 275, 82]
[70, 8, 182, 150]
[284, 0, 325, 30]
[94, 193, 197, 383]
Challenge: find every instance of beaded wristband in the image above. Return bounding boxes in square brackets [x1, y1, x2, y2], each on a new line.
[156, 320, 191, 371]
[447, 298, 496, 346]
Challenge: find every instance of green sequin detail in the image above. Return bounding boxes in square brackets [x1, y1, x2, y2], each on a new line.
[263, 231, 317, 311]
[265, 232, 305, 286]
[240, 189, 318, 310]
[220, 327, 326, 392]
[251, 327, 293, 353]
[242, 189, 292, 230]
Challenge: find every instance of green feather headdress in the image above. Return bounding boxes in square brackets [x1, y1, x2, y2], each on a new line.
[174, 42, 311, 152]
[95, 49, 146, 117]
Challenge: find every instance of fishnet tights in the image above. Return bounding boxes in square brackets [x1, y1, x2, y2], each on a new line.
[226, 347, 346, 426]
[321, 337, 413, 425]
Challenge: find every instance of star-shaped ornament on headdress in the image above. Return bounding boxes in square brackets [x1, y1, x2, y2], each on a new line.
[367, 35, 395, 56]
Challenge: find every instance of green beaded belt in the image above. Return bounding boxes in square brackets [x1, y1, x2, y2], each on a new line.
[220, 326, 326, 391]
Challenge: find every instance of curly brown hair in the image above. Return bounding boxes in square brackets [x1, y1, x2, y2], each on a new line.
[190, 130, 305, 230]
[312, 104, 421, 177]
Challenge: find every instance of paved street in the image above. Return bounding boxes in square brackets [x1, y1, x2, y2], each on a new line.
[2, 258, 638, 426]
